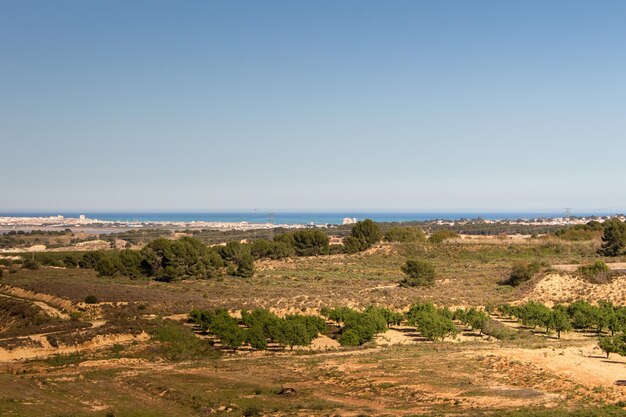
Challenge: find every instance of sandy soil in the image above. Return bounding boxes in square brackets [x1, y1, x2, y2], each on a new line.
[484, 341, 626, 388]
[524, 273, 626, 306]
[0, 332, 149, 362]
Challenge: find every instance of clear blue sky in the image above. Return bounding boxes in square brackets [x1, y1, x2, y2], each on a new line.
[2, 1, 626, 212]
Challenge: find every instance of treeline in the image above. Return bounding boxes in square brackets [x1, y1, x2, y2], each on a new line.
[75, 220, 386, 281]
[188, 308, 326, 351]
[0, 229, 73, 249]
[498, 301, 626, 340]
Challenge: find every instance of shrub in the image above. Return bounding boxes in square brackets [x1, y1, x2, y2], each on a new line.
[428, 229, 459, 244]
[577, 261, 610, 280]
[21, 256, 40, 270]
[503, 261, 543, 286]
[84, 295, 99, 304]
[384, 226, 426, 243]
[341, 236, 361, 254]
[149, 321, 217, 360]
[400, 260, 436, 287]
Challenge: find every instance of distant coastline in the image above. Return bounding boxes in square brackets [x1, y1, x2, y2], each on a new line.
[0, 211, 619, 227]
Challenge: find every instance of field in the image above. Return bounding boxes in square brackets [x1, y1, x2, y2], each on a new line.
[1, 235, 626, 416]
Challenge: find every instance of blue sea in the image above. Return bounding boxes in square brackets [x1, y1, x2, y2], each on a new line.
[0, 211, 611, 225]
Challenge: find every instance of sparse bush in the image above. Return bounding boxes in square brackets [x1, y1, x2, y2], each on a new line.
[428, 229, 458, 244]
[21, 256, 40, 270]
[577, 260, 610, 281]
[502, 261, 543, 286]
[400, 260, 436, 287]
[384, 226, 426, 243]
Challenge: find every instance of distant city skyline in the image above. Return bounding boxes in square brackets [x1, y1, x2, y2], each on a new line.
[2, 1, 626, 211]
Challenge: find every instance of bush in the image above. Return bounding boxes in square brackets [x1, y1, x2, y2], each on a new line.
[84, 295, 99, 304]
[21, 256, 40, 270]
[341, 236, 361, 254]
[577, 261, 610, 280]
[149, 321, 217, 360]
[428, 230, 458, 244]
[503, 261, 543, 286]
[384, 226, 425, 243]
[400, 260, 436, 287]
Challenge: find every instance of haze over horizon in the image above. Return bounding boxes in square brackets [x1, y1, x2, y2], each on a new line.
[2, 1, 626, 211]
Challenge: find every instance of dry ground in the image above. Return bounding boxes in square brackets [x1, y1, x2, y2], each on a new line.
[1, 240, 626, 416]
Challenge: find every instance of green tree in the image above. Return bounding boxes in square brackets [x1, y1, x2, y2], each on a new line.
[598, 336, 626, 358]
[414, 311, 457, 341]
[400, 260, 436, 287]
[275, 230, 329, 256]
[350, 219, 382, 250]
[600, 218, 626, 256]
[245, 325, 268, 350]
[548, 306, 572, 338]
[234, 253, 255, 278]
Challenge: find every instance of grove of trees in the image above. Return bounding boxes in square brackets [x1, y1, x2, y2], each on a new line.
[188, 308, 326, 351]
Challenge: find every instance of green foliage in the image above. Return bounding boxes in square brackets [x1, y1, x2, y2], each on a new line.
[503, 261, 543, 286]
[234, 252, 255, 278]
[406, 303, 457, 341]
[84, 295, 99, 304]
[249, 239, 293, 259]
[598, 335, 626, 358]
[384, 226, 426, 243]
[600, 218, 626, 256]
[555, 221, 603, 241]
[350, 219, 382, 250]
[21, 256, 40, 270]
[275, 229, 330, 256]
[577, 260, 610, 279]
[321, 306, 389, 346]
[400, 259, 436, 287]
[428, 229, 459, 244]
[83, 237, 225, 281]
[190, 308, 325, 351]
[548, 306, 572, 338]
[341, 236, 362, 254]
[149, 321, 218, 360]
[455, 307, 489, 335]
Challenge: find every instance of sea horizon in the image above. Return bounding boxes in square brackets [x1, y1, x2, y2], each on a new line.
[0, 211, 618, 225]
